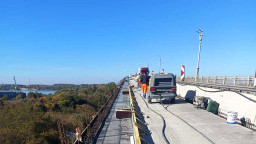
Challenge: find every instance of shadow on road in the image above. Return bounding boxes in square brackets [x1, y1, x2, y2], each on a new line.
[148, 98, 188, 105]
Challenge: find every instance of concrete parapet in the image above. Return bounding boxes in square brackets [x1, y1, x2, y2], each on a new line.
[177, 84, 256, 125]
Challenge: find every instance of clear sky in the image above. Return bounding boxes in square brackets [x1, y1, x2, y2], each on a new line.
[0, 0, 255, 84]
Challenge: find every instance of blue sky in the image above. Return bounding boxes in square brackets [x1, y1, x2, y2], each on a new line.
[0, 0, 255, 84]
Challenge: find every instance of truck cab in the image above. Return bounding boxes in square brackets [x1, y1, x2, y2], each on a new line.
[148, 73, 177, 103]
[138, 67, 149, 76]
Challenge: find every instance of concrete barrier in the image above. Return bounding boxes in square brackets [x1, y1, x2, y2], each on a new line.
[177, 84, 256, 125]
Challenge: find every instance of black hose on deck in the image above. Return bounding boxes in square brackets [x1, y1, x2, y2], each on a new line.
[140, 96, 170, 144]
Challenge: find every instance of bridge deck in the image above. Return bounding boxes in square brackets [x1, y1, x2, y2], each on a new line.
[130, 78, 256, 144]
[96, 81, 133, 144]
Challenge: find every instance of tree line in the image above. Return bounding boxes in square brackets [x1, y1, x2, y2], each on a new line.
[0, 84, 104, 90]
[0, 82, 117, 144]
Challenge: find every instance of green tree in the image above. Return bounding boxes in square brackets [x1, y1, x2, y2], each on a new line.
[0, 102, 58, 143]
[1, 95, 8, 100]
[15, 94, 23, 100]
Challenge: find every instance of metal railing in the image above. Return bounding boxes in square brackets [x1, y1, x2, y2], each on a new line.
[176, 76, 256, 93]
[177, 76, 254, 87]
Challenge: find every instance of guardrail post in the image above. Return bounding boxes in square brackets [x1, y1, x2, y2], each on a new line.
[247, 76, 250, 86]
[234, 76, 237, 85]
[223, 76, 226, 85]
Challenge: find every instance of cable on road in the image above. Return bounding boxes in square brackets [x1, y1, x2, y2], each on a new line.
[140, 95, 171, 144]
[162, 104, 215, 144]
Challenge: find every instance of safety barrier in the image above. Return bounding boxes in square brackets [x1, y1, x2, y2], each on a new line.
[129, 86, 151, 144]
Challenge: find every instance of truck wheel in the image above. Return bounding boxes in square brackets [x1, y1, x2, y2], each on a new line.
[171, 98, 175, 103]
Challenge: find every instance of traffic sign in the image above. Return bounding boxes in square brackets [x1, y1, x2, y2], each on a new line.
[181, 65, 185, 81]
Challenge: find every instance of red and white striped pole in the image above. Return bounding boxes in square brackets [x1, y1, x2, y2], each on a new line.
[181, 65, 185, 81]
[151, 70, 154, 76]
[254, 71, 256, 88]
[76, 127, 82, 142]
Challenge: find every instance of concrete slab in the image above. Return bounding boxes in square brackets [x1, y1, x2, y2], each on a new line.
[96, 81, 134, 144]
[166, 100, 256, 144]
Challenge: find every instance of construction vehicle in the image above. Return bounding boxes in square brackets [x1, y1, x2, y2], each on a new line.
[138, 67, 149, 76]
[148, 73, 177, 103]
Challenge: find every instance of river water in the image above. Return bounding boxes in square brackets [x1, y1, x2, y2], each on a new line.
[0, 90, 57, 95]
[21, 90, 56, 95]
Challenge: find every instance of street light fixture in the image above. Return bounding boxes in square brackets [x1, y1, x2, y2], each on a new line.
[159, 55, 161, 74]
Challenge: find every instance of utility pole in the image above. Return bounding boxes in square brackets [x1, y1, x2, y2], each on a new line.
[196, 29, 203, 80]
[159, 55, 161, 74]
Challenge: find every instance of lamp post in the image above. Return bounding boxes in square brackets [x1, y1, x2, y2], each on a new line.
[159, 55, 161, 74]
[196, 29, 203, 81]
